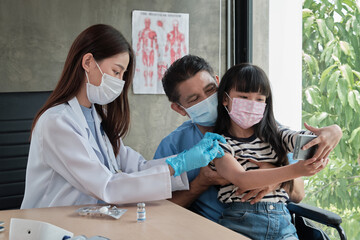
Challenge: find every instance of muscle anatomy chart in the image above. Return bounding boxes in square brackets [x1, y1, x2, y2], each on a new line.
[132, 10, 189, 94]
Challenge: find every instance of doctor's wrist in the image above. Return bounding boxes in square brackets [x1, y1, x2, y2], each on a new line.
[168, 164, 175, 176]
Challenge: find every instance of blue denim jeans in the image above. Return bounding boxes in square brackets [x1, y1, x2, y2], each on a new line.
[219, 202, 298, 240]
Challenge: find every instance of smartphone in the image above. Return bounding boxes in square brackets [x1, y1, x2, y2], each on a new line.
[293, 134, 318, 160]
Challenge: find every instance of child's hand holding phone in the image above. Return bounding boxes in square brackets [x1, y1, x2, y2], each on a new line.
[293, 134, 318, 160]
[294, 157, 329, 176]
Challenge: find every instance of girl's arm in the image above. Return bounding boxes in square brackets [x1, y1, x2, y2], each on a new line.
[213, 153, 327, 192]
[239, 162, 305, 204]
[279, 123, 342, 160]
[247, 160, 305, 203]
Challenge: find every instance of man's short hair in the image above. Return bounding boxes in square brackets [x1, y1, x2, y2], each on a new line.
[162, 55, 215, 103]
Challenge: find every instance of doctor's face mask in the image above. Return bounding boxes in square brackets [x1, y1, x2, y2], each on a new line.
[85, 61, 125, 105]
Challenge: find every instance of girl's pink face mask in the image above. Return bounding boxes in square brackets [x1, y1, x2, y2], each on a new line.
[225, 93, 267, 129]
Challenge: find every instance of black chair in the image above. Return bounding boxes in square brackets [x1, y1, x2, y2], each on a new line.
[288, 202, 347, 240]
[0, 91, 51, 210]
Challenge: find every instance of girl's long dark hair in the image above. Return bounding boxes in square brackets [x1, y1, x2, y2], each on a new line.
[32, 24, 135, 156]
[214, 63, 293, 192]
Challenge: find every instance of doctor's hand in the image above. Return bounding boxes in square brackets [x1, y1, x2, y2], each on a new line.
[302, 123, 342, 160]
[166, 133, 226, 176]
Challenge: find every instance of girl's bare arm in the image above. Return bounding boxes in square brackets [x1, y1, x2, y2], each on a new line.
[213, 153, 326, 192]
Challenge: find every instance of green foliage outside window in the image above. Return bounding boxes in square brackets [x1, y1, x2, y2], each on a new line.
[302, 0, 360, 238]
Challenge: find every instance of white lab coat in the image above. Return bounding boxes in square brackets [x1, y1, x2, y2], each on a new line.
[21, 97, 189, 209]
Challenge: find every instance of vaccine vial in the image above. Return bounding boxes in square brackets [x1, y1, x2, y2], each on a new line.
[137, 202, 146, 222]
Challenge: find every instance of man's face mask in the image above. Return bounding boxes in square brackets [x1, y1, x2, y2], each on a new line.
[85, 61, 125, 105]
[180, 92, 218, 127]
[224, 92, 266, 129]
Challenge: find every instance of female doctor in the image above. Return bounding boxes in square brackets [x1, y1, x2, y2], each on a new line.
[21, 24, 225, 209]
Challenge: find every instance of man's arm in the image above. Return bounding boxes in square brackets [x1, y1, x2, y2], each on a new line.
[170, 166, 228, 207]
[285, 177, 305, 203]
[170, 171, 207, 207]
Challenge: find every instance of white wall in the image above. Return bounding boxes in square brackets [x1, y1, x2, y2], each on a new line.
[252, 0, 269, 75]
[268, 0, 303, 130]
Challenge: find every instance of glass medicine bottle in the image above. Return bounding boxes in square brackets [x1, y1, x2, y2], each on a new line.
[137, 202, 146, 222]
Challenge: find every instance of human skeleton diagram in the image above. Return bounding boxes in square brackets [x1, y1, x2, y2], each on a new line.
[156, 20, 167, 82]
[165, 19, 187, 64]
[136, 18, 159, 87]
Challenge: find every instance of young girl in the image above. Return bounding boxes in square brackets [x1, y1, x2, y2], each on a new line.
[211, 63, 329, 240]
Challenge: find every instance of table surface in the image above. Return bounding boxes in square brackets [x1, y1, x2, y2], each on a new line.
[0, 200, 249, 240]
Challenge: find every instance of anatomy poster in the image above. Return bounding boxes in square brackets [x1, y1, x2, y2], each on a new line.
[132, 10, 189, 94]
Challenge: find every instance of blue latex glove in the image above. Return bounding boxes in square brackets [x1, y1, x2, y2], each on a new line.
[203, 132, 227, 144]
[166, 132, 226, 176]
[203, 132, 226, 158]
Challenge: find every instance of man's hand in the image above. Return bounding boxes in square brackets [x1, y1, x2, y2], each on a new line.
[197, 165, 230, 187]
[237, 160, 280, 204]
[170, 166, 229, 208]
[237, 183, 280, 204]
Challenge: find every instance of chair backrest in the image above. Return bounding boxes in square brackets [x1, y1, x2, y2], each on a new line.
[0, 91, 51, 210]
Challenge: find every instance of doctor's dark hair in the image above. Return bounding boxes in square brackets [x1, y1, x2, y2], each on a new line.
[214, 63, 293, 192]
[32, 24, 135, 156]
[162, 55, 215, 102]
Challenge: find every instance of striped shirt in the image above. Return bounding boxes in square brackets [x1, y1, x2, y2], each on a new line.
[212, 128, 310, 204]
